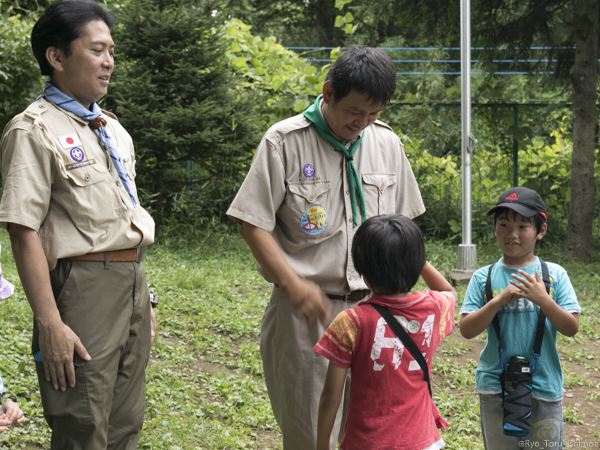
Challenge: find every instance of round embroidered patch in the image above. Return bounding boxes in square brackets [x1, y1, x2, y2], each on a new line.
[300, 206, 327, 235]
[303, 163, 315, 178]
[70, 146, 85, 162]
[407, 320, 420, 333]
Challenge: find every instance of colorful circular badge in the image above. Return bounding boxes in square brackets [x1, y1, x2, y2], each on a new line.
[300, 206, 328, 235]
[303, 163, 315, 178]
[69, 146, 85, 163]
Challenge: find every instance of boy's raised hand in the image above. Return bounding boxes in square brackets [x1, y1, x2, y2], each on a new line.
[496, 283, 521, 307]
[510, 270, 550, 306]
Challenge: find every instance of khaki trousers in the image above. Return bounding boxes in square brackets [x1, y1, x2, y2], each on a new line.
[33, 259, 151, 450]
[260, 287, 353, 450]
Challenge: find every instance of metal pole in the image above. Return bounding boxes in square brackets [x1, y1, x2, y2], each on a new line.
[452, 0, 477, 283]
[512, 104, 519, 186]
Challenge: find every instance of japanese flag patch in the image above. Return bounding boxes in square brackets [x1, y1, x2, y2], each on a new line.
[58, 134, 82, 149]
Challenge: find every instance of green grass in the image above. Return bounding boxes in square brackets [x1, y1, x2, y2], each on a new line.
[0, 229, 599, 449]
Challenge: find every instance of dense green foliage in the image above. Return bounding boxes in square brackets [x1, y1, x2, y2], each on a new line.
[408, 124, 595, 242]
[108, 0, 260, 231]
[222, 18, 324, 131]
[1, 231, 599, 448]
[0, 0, 596, 245]
[0, 4, 43, 130]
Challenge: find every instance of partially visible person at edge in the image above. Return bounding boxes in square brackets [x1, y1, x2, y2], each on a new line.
[460, 187, 580, 450]
[0, 267, 25, 435]
[0, 1, 156, 448]
[227, 46, 425, 449]
[315, 215, 455, 450]
[0, 375, 25, 434]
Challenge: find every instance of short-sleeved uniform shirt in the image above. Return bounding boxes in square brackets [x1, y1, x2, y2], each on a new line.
[226, 112, 425, 294]
[314, 292, 456, 450]
[0, 98, 154, 269]
[461, 257, 581, 401]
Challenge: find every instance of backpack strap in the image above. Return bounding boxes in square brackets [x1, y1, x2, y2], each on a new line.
[371, 303, 432, 397]
[484, 263, 504, 368]
[484, 263, 501, 343]
[531, 259, 550, 371]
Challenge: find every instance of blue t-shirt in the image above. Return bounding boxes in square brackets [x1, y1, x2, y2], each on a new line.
[461, 256, 581, 401]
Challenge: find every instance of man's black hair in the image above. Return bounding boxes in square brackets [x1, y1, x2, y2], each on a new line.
[352, 214, 425, 295]
[493, 208, 545, 234]
[31, 0, 114, 76]
[325, 46, 396, 105]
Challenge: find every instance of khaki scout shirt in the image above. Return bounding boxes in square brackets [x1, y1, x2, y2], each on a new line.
[0, 97, 155, 270]
[227, 113, 425, 295]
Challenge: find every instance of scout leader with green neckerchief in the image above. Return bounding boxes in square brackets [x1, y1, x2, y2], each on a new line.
[227, 46, 425, 449]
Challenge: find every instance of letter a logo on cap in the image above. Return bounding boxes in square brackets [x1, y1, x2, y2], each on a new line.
[505, 192, 519, 201]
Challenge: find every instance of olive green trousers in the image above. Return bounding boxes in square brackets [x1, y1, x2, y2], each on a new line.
[33, 259, 151, 450]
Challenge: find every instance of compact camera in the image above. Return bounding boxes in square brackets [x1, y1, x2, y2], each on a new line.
[501, 355, 533, 437]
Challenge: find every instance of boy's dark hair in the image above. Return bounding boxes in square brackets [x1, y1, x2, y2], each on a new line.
[493, 209, 545, 234]
[31, 0, 115, 76]
[325, 46, 396, 106]
[352, 214, 425, 295]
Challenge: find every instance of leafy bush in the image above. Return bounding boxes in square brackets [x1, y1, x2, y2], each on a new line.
[0, 9, 43, 129]
[222, 18, 325, 130]
[406, 125, 584, 244]
[108, 0, 260, 231]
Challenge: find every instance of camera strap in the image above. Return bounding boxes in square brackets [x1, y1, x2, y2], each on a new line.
[371, 303, 432, 397]
[485, 259, 551, 371]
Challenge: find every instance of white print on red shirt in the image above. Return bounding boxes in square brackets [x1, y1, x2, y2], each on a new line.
[370, 314, 434, 372]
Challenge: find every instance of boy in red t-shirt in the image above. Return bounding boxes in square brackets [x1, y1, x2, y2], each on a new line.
[315, 214, 456, 450]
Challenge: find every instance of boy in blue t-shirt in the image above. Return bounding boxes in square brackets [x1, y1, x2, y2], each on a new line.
[460, 187, 580, 450]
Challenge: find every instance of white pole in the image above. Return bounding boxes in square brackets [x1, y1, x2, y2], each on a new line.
[452, 0, 477, 282]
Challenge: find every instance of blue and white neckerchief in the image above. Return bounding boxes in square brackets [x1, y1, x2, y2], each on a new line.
[43, 82, 138, 206]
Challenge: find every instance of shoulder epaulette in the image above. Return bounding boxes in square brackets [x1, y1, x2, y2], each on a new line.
[372, 119, 392, 131]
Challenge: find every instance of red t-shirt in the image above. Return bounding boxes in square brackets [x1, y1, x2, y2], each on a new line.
[314, 291, 455, 450]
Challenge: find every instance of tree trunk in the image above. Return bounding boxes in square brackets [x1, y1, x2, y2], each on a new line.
[566, 0, 598, 261]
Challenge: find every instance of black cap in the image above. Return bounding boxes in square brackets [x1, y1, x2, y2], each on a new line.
[487, 187, 547, 221]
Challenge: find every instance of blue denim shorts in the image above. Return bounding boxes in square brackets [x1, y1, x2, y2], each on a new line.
[479, 393, 563, 450]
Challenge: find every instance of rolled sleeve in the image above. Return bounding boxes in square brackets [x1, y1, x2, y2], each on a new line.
[552, 264, 581, 314]
[460, 267, 488, 314]
[226, 135, 286, 232]
[314, 309, 359, 368]
[0, 127, 52, 231]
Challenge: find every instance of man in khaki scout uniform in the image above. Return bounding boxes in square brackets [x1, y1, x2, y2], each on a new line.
[0, 1, 155, 448]
[227, 46, 426, 449]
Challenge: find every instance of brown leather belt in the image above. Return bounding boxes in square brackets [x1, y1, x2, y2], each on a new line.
[70, 248, 141, 262]
[327, 290, 370, 302]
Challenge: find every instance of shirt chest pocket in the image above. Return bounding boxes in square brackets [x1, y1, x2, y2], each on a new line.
[283, 181, 332, 237]
[55, 150, 121, 231]
[56, 142, 111, 186]
[362, 173, 397, 216]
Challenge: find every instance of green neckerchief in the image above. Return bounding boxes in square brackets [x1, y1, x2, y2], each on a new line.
[303, 94, 366, 227]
